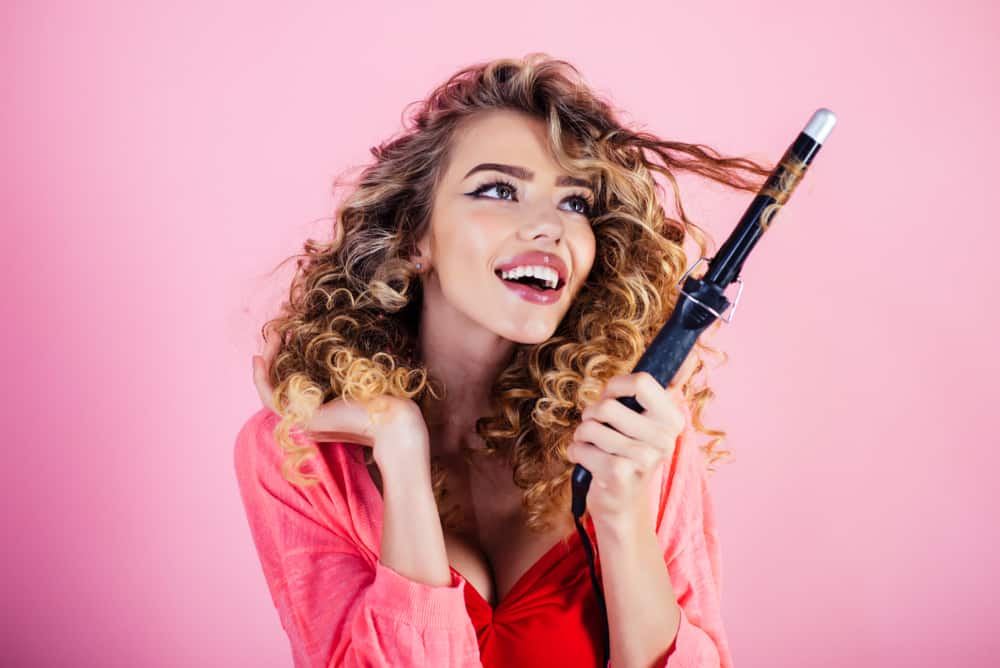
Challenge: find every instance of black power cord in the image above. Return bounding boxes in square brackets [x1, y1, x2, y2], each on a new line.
[571, 501, 609, 666]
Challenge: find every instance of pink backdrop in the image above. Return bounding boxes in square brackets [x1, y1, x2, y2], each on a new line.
[3, 1, 996, 665]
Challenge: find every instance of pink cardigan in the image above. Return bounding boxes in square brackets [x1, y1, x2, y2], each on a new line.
[233, 406, 732, 667]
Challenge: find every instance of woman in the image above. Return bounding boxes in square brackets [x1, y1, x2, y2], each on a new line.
[234, 53, 772, 667]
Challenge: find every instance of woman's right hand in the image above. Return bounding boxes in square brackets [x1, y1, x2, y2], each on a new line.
[252, 325, 431, 466]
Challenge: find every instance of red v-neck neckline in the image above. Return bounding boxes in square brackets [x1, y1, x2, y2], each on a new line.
[454, 515, 595, 614]
[346, 442, 597, 614]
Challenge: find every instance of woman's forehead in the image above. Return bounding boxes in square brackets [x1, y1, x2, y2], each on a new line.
[449, 112, 549, 162]
[446, 111, 589, 185]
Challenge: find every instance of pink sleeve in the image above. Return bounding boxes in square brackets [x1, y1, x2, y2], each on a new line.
[652, 430, 733, 668]
[233, 408, 482, 668]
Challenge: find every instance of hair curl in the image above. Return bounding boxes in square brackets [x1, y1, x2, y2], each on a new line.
[259, 53, 774, 533]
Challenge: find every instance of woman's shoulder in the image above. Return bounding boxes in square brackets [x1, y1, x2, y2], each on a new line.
[234, 406, 364, 476]
[233, 407, 290, 485]
[233, 407, 377, 538]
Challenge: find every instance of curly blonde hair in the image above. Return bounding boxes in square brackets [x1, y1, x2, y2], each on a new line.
[260, 53, 774, 533]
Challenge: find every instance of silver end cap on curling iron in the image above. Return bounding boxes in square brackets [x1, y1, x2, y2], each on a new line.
[803, 108, 837, 144]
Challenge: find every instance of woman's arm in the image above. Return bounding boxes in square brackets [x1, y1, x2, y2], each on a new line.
[378, 437, 454, 589]
[597, 436, 731, 668]
[597, 504, 683, 668]
[233, 408, 481, 668]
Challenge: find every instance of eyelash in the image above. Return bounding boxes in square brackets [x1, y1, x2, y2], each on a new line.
[467, 178, 595, 218]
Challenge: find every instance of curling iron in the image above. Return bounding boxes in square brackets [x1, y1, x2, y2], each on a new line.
[570, 108, 838, 664]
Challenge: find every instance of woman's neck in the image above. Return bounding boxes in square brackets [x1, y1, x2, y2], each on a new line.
[416, 320, 516, 457]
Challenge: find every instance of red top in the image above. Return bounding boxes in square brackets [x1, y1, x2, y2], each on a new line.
[234, 406, 732, 667]
[460, 513, 607, 666]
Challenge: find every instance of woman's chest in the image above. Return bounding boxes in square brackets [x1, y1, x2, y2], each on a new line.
[367, 457, 573, 609]
[443, 511, 573, 609]
[442, 453, 578, 608]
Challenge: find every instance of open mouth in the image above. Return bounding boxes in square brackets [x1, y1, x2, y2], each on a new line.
[494, 269, 565, 293]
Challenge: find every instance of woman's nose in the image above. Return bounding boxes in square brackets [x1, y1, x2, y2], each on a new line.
[518, 203, 565, 241]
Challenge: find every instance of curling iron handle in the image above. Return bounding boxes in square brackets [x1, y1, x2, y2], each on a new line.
[570, 395, 642, 514]
[570, 277, 728, 517]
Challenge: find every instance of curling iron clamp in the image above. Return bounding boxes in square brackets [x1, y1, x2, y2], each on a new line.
[570, 108, 838, 665]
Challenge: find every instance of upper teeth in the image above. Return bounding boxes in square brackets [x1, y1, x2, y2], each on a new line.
[499, 265, 561, 289]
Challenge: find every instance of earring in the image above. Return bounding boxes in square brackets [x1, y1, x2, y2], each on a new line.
[416, 262, 422, 270]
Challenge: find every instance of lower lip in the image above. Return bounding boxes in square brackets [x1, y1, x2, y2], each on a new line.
[496, 275, 565, 305]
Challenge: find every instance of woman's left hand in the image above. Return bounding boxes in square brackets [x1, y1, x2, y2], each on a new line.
[567, 366, 693, 531]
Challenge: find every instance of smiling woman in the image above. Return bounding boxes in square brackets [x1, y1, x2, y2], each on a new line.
[233, 52, 774, 667]
[413, 108, 599, 336]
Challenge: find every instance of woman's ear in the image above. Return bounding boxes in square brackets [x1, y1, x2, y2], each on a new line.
[411, 236, 431, 271]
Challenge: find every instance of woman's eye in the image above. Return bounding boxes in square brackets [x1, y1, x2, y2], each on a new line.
[493, 184, 516, 199]
[470, 180, 517, 201]
[563, 196, 593, 217]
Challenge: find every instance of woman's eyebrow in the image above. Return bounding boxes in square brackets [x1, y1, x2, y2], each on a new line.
[463, 162, 593, 190]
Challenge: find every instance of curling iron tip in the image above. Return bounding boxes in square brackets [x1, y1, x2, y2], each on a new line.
[803, 108, 837, 144]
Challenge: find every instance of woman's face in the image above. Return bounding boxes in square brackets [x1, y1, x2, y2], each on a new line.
[416, 109, 597, 344]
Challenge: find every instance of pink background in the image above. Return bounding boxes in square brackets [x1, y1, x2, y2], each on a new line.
[3, 1, 997, 665]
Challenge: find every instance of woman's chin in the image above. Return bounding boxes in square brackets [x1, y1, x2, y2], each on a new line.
[494, 321, 559, 344]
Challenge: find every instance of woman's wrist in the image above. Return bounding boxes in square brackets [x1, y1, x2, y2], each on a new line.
[374, 436, 432, 481]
